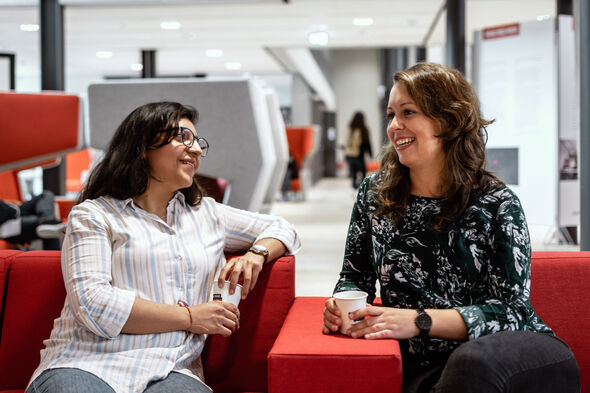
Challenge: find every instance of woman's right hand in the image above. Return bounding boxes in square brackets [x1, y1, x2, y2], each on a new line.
[322, 297, 342, 334]
[188, 301, 240, 337]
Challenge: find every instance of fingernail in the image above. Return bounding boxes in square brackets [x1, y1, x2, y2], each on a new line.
[348, 312, 354, 318]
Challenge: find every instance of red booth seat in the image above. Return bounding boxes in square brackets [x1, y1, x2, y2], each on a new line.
[0, 250, 295, 393]
[269, 252, 590, 392]
[285, 126, 315, 193]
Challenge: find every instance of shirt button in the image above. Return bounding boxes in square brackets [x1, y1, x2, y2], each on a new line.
[178, 255, 182, 260]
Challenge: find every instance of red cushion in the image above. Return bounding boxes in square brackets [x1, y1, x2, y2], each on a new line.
[202, 255, 295, 392]
[0, 251, 64, 391]
[530, 251, 590, 393]
[268, 297, 402, 393]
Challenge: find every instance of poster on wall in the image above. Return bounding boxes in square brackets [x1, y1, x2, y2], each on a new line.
[557, 15, 580, 229]
[473, 19, 557, 227]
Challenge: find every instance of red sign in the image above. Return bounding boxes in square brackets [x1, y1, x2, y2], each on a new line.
[482, 23, 520, 40]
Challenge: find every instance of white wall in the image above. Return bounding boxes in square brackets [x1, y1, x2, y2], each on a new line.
[331, 49, 382, 165]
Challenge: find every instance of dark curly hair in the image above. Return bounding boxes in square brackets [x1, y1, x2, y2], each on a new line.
[374, 62, 503, 230]
[79, 101, 204, 206]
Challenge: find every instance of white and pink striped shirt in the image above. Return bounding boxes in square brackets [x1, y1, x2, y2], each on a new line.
[28, 193, 300, 393]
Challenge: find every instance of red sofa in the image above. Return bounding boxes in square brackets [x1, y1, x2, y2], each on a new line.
[0, 250, 295, 393]
[268, 251, 590, 393]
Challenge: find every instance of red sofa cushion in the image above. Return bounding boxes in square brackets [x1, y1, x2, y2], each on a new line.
[530, 251, 590, 393]
[0, 252, 294, 393]
[0, 251, 64, 391]
[203, 255, 295, 392]
[268, 297, 402, 393]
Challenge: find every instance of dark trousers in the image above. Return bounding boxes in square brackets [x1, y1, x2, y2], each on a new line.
[403, 331, 580, 393]
[4, 191, 60, 250]
[346, 156, 366, 189]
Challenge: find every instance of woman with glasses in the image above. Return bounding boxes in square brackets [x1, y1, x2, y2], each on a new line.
[26, 101, 300, 393]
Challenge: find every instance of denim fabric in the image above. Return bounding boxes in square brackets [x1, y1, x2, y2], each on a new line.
[403, 331, 580, 393]
[26, 368, 210, 393]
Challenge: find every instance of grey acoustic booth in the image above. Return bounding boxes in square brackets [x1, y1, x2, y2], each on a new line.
[87, 78, 287, 212]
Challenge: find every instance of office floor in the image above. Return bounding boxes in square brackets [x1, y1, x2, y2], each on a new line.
[271, 176, 580, 297]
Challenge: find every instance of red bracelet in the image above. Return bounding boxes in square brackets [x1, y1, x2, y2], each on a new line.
[177, 300, 192, 328]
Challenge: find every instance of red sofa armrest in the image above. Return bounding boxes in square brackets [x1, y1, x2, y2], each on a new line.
[268, 297, 402, 393]
[0, 251, 64, 391]
[531, 251, 590, 393]
[202, 254, 295, 393]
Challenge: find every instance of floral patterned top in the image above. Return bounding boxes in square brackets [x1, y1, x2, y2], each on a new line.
[334, 174, 552, 372]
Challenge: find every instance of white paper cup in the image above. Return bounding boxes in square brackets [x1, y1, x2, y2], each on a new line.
[212, 281, 242, 307]
[333, 290, 368, 335]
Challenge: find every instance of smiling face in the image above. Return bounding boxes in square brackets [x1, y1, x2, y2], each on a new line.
[386, 83, 446, 175]
[145, 118, 203, 194]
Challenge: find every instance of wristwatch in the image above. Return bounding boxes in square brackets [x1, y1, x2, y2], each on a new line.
[248, 244, 269, 263]
[415, 309, 432, 338]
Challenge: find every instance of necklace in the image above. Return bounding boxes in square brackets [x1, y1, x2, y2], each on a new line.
[134, 200, 167, 222]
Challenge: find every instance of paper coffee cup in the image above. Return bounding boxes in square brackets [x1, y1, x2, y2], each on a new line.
[212, 281, 242, 307]
[333, 290, 368, 335]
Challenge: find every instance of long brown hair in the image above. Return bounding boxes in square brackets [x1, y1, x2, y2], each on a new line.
[79, 101, 204, 206]
[374, 62, 502, 230]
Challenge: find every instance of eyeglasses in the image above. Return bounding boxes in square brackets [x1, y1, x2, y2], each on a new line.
[173, 127, 209, 157]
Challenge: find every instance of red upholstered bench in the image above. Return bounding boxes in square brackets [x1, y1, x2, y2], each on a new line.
[530, 251, 590, 393]
[268, 297, 402, 393]
[0, 250, 295, 393]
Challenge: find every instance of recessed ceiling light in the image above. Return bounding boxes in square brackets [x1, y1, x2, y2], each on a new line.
[206, 49, 223, 58]
[161, 21, 181, 30]
[308, 31, 329, 46]
[130, 63, 143, 71]
[225, 62, 242, 70]
[352, 18, 373, 27]
[96, 51, 113, 59]
[536, 15, 550, 21]
[20, 24, 39, 32]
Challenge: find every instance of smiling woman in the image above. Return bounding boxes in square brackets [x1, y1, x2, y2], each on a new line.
[25, 101, 300, 393]
[323, 63, 580, 393]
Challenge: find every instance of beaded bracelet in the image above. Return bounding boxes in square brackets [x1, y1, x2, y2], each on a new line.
[177, 300, 193, 328]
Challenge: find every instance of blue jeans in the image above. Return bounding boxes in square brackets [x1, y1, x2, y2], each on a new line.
[26, 368, 210, 393]
[403, 331, 580, 393]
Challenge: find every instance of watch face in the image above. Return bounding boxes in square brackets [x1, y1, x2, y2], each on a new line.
[250, 245, 268, 255]
[416, 311, 432, 330]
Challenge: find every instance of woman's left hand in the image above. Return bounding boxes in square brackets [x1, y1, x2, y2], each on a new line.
[347, 306, 419, 339]
[218, 252, 265, 299]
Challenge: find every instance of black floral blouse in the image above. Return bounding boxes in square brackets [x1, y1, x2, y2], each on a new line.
[334, 174, 552, 372]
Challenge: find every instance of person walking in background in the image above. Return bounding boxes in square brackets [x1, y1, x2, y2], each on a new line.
[344, 111, 373, 189]
[323, 63, 579, 393]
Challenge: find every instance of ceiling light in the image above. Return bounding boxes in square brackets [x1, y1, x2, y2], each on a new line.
[20, 24, 39, 32]
[308, 30, 329, 46]
[206, 49, 223, 58]
[352, 18, 373, 27]
[161, 21, 181, 30]
[130, 63, 143, 71]
[95, 51, 113, 59]
[536, 15, 550, 21]
[225, 62, 242, 70]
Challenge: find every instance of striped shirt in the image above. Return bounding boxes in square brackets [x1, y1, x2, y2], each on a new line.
[28, 193, 300, 393]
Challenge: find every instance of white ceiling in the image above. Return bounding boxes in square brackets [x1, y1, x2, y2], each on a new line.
[0, 0, 555, 92]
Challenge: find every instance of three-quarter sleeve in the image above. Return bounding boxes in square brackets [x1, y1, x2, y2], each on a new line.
[334, 177, 377, 303]
[454, 190, 546, 339]
[61, 202, 136, 339]
[214, 202, 300, 255]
